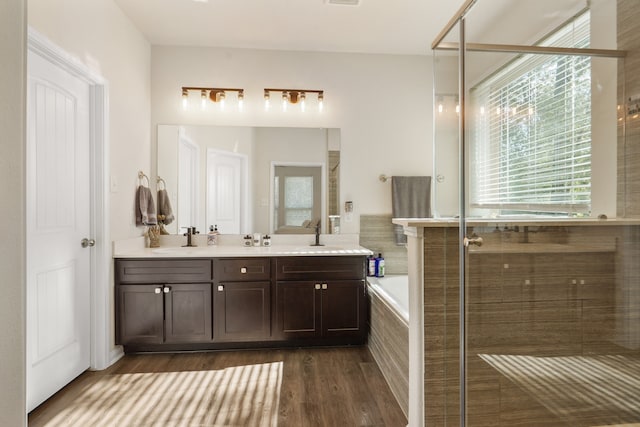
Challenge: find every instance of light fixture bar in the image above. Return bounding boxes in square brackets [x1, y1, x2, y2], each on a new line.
[181, 87, 244, 111]
[263, 88, 324, 112]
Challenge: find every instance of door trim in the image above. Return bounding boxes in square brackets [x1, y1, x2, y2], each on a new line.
[27, 28, 115, 371]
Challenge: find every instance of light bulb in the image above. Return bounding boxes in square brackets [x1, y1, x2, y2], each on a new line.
[282, 92, 288, 112]
[496, 106, 501, 115]
[264, 91, 270, 111]
[438, 103, 443, 114]
[455, 104, 460, 114]
[200, 90, 207, 110]
[238, 91, 244, 111]
[300, 92, 306, 112]
[318, 92, 324, 112]
[219, 92, 226, 111]
[480, 106, 485, 115]
[182, 89, 188, 110]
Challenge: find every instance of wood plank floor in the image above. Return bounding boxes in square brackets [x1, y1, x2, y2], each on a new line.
[28, 346, 407, 427]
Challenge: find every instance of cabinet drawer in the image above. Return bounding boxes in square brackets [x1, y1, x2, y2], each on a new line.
[214, 258, 271, 282]
[276, 256, 365, 281]
[116, 259, 212, 283]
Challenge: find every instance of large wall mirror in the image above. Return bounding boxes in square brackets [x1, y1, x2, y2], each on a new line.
[157, 125, 340, 235]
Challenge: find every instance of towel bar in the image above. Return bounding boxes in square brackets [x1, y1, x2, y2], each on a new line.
[157, 176, 166, 190]
[138, 171, 150, 186]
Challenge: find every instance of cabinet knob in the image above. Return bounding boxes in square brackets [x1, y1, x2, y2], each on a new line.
[163, 286, 171, 293]
[154, 287, 162, 294]
[322, 283, 328, 290]
[218, 285, 224, 292]
[315, 284, 321, 290]
[240, 267, 247, 274]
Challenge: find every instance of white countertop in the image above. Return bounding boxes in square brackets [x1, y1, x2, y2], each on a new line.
[392, 217, 640, 228]
[113, 234, 373, 259]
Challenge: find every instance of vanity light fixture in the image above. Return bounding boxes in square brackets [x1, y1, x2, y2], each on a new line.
[180, 86, 244, 112]
[264, 88, 324, 112]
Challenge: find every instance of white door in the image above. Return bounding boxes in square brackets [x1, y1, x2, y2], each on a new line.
[26, 50, 92, 412]
[207, 150, 246, 234]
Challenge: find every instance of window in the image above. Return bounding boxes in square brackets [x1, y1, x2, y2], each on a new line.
[283, 176, 314, 225]
[470, 11, 591, 215]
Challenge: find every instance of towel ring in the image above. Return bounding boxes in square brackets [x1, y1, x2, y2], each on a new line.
[157, 176, 166, 190]
[138, 171, 150, 186]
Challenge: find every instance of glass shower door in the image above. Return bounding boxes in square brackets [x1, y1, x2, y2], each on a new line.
[433, 1, 640, 426]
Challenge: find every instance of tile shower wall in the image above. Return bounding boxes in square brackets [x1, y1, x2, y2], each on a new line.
[359, 215, 408, 275]
[618, 0, 640, 216]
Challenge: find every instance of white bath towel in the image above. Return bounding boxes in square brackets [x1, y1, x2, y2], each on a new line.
[135, 185, 157, 226]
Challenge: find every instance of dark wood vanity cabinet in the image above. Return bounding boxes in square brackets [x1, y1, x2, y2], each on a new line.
[115, 259, 213, 346]
[275, 256, 367, 343]
[213, 258, 272, 342]
[115, 255, 367, 351]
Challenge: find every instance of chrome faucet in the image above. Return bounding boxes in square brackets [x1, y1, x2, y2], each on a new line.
[182, 226, 199, 247]
[310, 222, 324, 247]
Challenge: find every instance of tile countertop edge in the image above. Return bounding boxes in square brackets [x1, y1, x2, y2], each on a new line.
[392, 217, 640, 228]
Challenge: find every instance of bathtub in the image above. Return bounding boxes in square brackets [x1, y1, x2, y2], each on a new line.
[367, 275, 409, 324]
[367, 275, 409, 418]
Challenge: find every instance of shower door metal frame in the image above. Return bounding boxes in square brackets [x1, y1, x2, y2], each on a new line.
[431, 1, 627, 425]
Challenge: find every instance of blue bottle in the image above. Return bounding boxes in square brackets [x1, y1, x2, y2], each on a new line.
[375, 253, 385, 278]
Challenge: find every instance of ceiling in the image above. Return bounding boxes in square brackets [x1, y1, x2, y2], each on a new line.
[114, 0, 468, 55]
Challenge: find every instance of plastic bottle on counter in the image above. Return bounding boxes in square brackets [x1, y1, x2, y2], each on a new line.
[367, 255, 376, 277]
[375, 253, 385, 278]
[207, 225, 220, 246]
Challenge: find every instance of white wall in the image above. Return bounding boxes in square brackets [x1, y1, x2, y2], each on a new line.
[0, 1, 27, 424]
[151, 46, 433, 234]
[29, 0, 151, 242]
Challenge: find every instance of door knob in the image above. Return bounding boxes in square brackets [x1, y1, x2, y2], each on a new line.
[463, 235, 484, 247]
[81, 238, 96, 248]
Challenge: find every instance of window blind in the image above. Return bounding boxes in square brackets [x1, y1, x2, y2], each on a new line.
[470, 11, 591, 214]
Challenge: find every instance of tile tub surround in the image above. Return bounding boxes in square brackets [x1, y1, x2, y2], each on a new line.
[360, 214, 408, 275]
[367, 276, 410, 417]
[394, 218, 640, 426]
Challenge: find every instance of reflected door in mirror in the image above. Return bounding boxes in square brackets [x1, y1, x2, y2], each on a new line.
[273, 165, 322, 234]
[207, 149, 248, 234]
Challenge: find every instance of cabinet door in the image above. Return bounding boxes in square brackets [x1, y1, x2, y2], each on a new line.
[321, 280, 367, 338]
[276, 281, 321, 339]
[117, 284, 164, 345]
[164, 283, 212, 343]
[214, 281, 271, 342]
